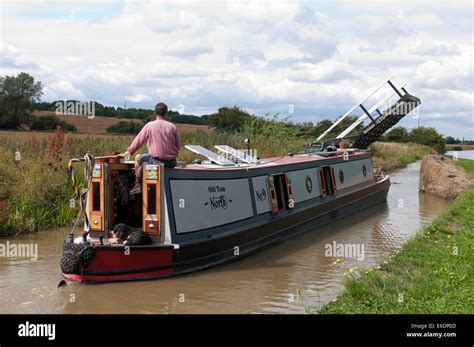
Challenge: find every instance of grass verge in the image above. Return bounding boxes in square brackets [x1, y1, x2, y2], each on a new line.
[315, 158, 474, 314]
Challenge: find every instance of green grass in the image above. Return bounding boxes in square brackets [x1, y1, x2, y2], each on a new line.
[454, 156, 474, 174]
[316, 158, 474, 314]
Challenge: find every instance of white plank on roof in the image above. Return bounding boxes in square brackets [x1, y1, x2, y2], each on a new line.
[185, 145, 235, 166]
[215, 145, 259, 164]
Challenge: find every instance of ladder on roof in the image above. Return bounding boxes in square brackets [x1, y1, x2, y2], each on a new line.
[315, 77, 421, 149]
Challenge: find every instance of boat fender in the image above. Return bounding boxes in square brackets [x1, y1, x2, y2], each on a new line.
[59, 250, 80, 274]
[60, 241, 95, 274]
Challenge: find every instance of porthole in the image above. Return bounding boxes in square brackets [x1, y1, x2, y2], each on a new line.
[339, 169, 344, 184]
[305, 175, 312, 193]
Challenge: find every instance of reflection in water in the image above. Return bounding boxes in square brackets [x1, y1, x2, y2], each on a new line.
[0, 162, 448, 313]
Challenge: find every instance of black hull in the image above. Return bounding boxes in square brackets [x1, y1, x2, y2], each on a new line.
[65, 176, 390, 283]
[172, 176, 390, 276]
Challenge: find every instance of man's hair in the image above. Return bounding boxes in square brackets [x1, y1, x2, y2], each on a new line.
[155, 102, 168, 116]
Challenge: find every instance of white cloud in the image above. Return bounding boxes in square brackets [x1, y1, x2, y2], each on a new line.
[43, 80, 85, 100]
[288, 60, 358, 83]
[164, 42, 213, 59]
[0, 0, 472, 138]
[414, 54, 472, 90]
[0, 41, 39, 70]
[125, 94, 152, 103]
[410, 42, 460, 56]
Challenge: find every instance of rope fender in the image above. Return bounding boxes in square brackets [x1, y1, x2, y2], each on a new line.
[60, 240, 95, 274]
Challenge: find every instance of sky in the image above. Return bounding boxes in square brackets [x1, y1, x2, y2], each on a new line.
[0, 0, 473, 139]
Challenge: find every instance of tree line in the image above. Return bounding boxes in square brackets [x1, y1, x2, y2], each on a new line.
[34, 100, 210, 125]
[382, 126, 447, 153]
[1, 72, 468, 154]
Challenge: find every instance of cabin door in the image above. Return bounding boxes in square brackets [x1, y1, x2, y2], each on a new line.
[267, 173, 294, 214]
[321, 166, 336, 196]
[89, 163, 105, 235]
[142, 164, 162, 240]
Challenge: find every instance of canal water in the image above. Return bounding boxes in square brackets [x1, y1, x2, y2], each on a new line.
[446, 149, 474, 160]
[0, 161, 449, 313]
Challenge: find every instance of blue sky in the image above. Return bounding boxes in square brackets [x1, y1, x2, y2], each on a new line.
[1, 0, 472, 139]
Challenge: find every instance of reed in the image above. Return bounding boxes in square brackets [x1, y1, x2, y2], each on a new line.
[369, 142, 435, 171]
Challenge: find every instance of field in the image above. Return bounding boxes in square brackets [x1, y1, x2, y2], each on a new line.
[31, 110, 212, 134]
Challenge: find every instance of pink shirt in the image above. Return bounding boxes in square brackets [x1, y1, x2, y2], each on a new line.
[127, 119, 180, 160]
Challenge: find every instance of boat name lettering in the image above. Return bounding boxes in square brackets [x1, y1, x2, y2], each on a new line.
[205, 195, 233, 210]
[208, 185, 226, 193]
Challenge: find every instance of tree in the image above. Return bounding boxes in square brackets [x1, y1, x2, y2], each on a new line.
[385, 126, 409, 142]
[30, 115, 77, 132]
[208, 106, 253, 133]
[0, 72, 43, 129]
[445, 136, 460, 145]
[106, 121, 143, 134]
[409, 127, 446, 153]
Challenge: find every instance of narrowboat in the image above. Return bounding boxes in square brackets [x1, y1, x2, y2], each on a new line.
[60, 78, 420, 283]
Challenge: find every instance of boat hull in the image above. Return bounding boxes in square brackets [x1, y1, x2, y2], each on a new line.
[63, 176, 390, 283]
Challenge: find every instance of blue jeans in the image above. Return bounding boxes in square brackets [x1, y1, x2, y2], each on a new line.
[138, 154, 177, 167]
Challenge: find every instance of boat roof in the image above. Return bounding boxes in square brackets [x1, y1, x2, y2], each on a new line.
[175, 149, 370, 171]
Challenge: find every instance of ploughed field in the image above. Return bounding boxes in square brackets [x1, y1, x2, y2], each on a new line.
[29, 110, 212, 135]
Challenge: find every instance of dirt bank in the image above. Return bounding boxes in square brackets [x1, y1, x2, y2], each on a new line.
[419, 155, 472, 199]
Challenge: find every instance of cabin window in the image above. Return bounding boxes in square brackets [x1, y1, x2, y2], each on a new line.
[362, 165, 367, 177]
[147, 184, 157, 215]
[92, 182, 101, 211]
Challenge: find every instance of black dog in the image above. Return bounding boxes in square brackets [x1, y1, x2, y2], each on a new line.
[112, 223, 153, 246]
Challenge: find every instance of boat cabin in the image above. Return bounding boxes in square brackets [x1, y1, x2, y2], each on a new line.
[85, 145, 379, 247]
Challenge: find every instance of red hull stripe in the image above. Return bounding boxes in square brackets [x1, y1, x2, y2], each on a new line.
[63, 268, 174, 282]
[82, 247, 174, 272]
